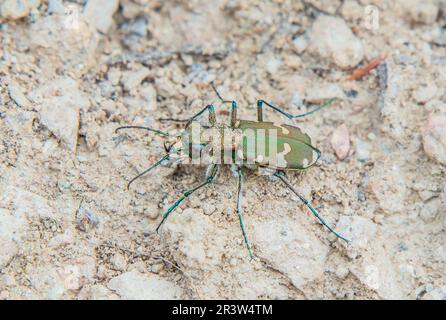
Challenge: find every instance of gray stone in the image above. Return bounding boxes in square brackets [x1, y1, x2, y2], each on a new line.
[292, 34, 309, 53]
[89, 284, 118, 300]
[28, 9, 99, 76]
[305, 83, 345, 103]
[403, 0, 439, 25]
[251, 217, 329, 289]
[355, 139, 371, 162]
[421, 114, 446, 165]
[8, 83, 31, 108]
[108, 271, 184, 300]
[0, 208, 27, 268]
[121, 67, 151, 92]
[308, 16, 364, 69]
[30, 77, 90, 152]
[330, 124, 350, 160]
[47, 0, 65, 14]
[110, 253, 127, 271]
[0, 0, 40, 20]
[412, 84, 438, 104]
[83, 0, 119, 33]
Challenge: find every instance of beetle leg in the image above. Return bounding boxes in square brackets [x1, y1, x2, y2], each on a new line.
[236, 166, 254, 259]
[156, 164, 219, 232]
[256, 98, 338, 120]
[210, 82, 238, 127]
[274, 171, 351, 243]
[185, 104, 216, 128]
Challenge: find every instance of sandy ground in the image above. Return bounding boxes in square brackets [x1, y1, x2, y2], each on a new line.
[0, 0, 445, 300]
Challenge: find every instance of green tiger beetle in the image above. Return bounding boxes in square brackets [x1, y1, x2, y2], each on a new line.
[116, 83, 350, 259]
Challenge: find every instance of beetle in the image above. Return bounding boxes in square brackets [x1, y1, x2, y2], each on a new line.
[116, 84, 350, 258]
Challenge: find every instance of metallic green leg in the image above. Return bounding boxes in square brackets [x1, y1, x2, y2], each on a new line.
[161, 103, 217, 127]
[274, 172, 350, 243]
[156, 164, 219, 232]
[236, 167, 254, 259]
[257, 98, 338, 121]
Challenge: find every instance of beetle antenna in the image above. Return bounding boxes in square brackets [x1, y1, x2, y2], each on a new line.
[115, 125, 170, 137]
[210, 82, 232, 104]
[127, 154, 170, 190]
[274, 172, 351, 243]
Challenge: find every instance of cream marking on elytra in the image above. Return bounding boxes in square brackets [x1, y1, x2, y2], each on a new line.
[283, 143, 292, 154]
[274, 142, 292, 168]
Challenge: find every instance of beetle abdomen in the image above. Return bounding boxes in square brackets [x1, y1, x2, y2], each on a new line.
[236, 120, 320, 170]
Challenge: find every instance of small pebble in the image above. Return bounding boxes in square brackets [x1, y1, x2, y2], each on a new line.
[140, 84, 157, 111]
[412, 84, 438, 104]
[8, 83, 31, 108]
[121, 67, 151, 92]
[443, 182, 446, 203]
[40, 102, 80, 152]
[129, 17, 147, 37]
[292, 34, 309, 53]
[107, 271, 183, 299]
[335, 265, 349, 279]
[394, 54, 417, 65]
[111, 253, 127, 271]
[308, 15, 364, 69]
[357, 191, 366, 202]
[202, 203, 216, 216]
[0, 0, 39, 20]
[151, 263, 164, 274]
[107, 67, 122, 86]
[291, 93, 304, 109]
[419, 198, 439, 223]
[404, 0, 439, 25]
[47, 0, 65, 14]
[305, 83, 344, 104]
[330, 124, 350, 160]
[421, 114, 446, 165]
[422, 286, 446, 300]
[76, 203, 99, 232]
[433, 34, 446, 46]
[145, 203, 160, 220]
[266, 58, 281, 75]
[340, 0, 363, 21]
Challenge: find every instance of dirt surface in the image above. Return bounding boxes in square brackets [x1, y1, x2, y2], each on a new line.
[0, 0, 445, 300]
